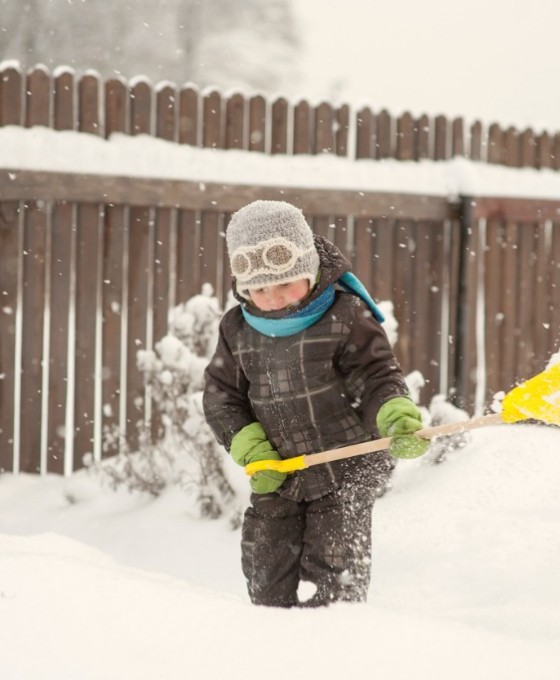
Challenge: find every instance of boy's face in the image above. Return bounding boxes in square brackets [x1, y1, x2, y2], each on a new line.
[248, 279, 310, 311]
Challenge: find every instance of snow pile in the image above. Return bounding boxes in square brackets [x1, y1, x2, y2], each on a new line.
[3, 125, 560, 200]
[1, 422, 560, 679]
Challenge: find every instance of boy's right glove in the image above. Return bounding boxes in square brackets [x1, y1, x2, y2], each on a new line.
[229, 422, 287, 494]
[376, 397, 430, 459]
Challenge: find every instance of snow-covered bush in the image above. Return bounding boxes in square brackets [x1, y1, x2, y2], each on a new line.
[88, 284, 240, 527]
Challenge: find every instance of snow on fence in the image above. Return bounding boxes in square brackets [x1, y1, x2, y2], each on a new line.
[0, 63, 560, 475]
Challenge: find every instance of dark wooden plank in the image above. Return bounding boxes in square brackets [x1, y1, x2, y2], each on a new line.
[532, 223, 551, 372]
[293, 100, 313, 155]
[249, 95, 266, 152]
[415, 115, 430, 160]
[225, 93, 245, 150]
[335, 104, 350, 158]
[126, 80, 154, 449]
[105, 78, 128, 137]
[353, 217, 375, 290]
[452, 118, 464, 157]
[397, 112, 414, 161]
[550, 223, 560, 356]
[271, 97, 288, 155]
[130, 79, 152, 136]
[78, 73, 102, 135]
[356, 107, 375, 159]
[313, 102, 335, 239]
[487, 124, 503, 164]
[72, 73, 104, 467]
[500, 222, 520, 390]
[519, 128, 536, 168]
[48, 203, 73, 472]
[20, 67, 52, 471]
[202, 90, 223, 150]
[376, 109, 392, 159]
[469, 121, 483, 161]
[484, 220, 505, 397]
[434, 115, 448, 160]
[0, 66, 23, 472]
[536, 132, 552, 170]
[0, 201, 20, 472]
[451, 198, 481, 409]
[179, 86, 199, 146]
[314, 102, 334, 154]
[503, 127, 520, 168]
[47, 71, 75, 473]
[0, 64, 23, 126]
[391, 221, 415, 374]
[176, 85, 199, 306]
[19, 202, 47, 472]
[73, 204, 101, 466]
[54, 70, 75, 131]
[199, 91, 224, 301]
[176, 209, 200, 303]
[517, 223, 538, 380]
[156, 83, 177, 142]
[445, 218, 463, 398]
[154, 84, 178, 342]
[102, 77, 128, 456]
[25, 67, 51, 127]
[553, 134, 560, 171]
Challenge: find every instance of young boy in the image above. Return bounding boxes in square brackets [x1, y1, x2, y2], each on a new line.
[203, 200, 428, 607]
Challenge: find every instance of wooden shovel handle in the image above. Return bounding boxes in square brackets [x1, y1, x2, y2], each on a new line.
[303, 412, 504, 468]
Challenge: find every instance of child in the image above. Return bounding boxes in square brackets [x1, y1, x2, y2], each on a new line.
[203, 200, 428, 607]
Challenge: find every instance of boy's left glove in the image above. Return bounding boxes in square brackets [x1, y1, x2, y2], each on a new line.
[229, 422, 287, 494]
[376, 397, 430, 459]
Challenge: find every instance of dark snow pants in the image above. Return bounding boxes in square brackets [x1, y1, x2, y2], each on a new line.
[241, 484, 376, 608]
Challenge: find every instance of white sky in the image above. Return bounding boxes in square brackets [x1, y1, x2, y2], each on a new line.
[294, 0, 560, 131]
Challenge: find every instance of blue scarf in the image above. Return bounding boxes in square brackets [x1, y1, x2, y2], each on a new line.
[241, 272, 385, 337]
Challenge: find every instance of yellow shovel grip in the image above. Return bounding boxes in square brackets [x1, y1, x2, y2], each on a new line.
[245, 456, 307, 476]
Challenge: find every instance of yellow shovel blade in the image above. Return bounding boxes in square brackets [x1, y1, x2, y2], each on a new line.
[245, 456, 307, 476]
[502, 362, 560, 425]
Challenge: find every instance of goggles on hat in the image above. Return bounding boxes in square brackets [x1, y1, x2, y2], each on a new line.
[230, 237, 315, 283]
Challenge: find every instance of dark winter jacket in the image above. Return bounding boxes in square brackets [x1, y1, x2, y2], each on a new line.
[203, 236, 410, 501]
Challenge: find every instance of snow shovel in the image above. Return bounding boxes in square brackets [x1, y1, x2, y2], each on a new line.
[245, 363, 560, 476]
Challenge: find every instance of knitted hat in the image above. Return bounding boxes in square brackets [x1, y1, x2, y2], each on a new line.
[226, 200, 320, 298]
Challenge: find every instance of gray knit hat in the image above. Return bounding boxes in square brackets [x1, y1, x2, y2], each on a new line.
[226, 200, 320, 298]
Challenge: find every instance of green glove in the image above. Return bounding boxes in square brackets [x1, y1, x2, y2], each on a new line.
[230, 422, 287, 494]
[376, 397, 430, 459]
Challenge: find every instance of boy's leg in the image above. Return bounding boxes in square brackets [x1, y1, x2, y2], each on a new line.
[241, 493, 305, 607]
[299, 484, 376, 607]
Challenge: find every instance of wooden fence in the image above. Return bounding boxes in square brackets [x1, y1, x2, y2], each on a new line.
[1, 64, 560, 475]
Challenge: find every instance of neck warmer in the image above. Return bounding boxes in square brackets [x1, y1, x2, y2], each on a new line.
[241, 271, 385, 338]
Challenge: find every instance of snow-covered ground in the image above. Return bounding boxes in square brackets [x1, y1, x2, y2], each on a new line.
[1, 423, 560, 679]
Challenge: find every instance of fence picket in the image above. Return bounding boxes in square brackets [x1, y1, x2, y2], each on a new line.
[248, 95, 266, 152]
[415, 115, 430, 160]
[271, 96, 289, 155]
[102, 78, 128, 457]
[434, 116, 449, 160]
[47, 71, 75, 473]
[356, 107, 375, 159]
[376, 109, 392, 159]
[176, 86, 200, 305]
[0, 202, 20, 472]
[293, 100, 313, 155]
[19, 68, 52, 471]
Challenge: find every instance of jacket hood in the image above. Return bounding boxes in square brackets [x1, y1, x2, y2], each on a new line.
[231, 235, 352, 319]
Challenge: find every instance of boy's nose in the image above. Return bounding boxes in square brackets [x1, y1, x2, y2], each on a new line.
[267, 290, 284, 310]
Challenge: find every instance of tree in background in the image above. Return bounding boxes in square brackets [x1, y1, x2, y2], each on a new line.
[0, 0, 300, 92]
